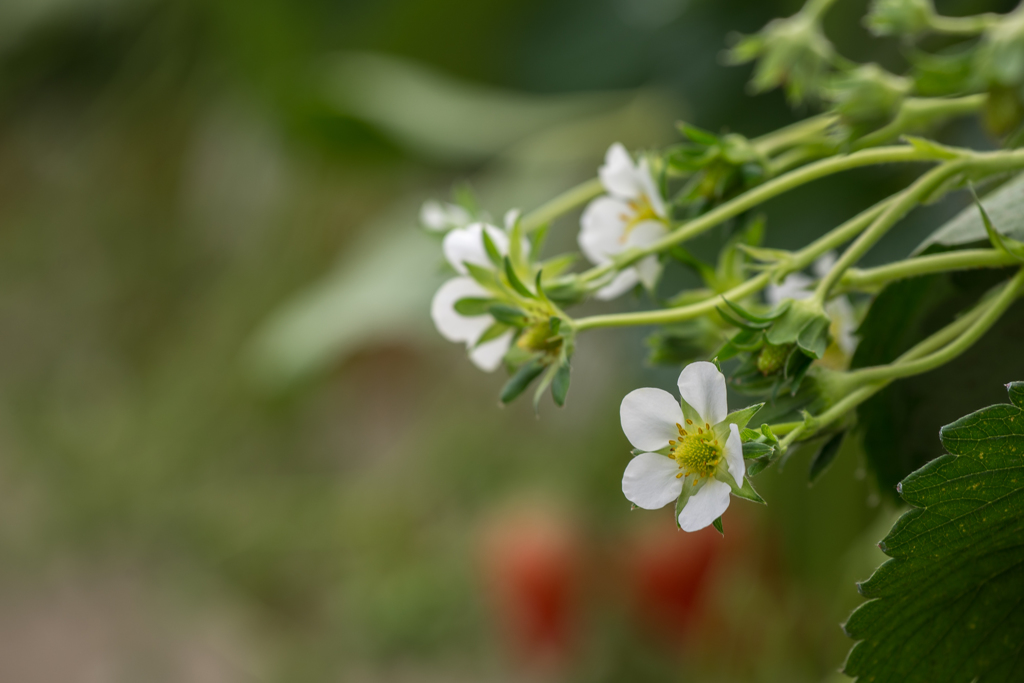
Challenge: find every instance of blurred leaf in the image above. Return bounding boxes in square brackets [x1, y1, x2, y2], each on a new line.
[321, 52, 625, 162]
[844, 386, 1024, 683]
[914, 173, 1024, 254]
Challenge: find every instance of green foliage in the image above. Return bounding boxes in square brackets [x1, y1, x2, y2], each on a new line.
[915, 173, 1024, 254]
[843, 383, 1024, 682]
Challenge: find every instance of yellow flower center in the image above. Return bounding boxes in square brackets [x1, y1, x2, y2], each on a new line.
[669, 420, 722, 479]
[619, 195, 661, 243]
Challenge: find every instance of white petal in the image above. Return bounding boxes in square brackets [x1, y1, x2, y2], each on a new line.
[599, 143, 642, 198]
[503, 208, 521, 231]
[442, 222, 509, 274]
[430, 277, 494, 344]
[622, 452, 683, 510]
[678, 478, 731, 532]
[579, 197, 631, 264]
[826, 296, 858, 355]
[636, 158, 667, 218]
[811, 251, 838, 279]
[634, 255, 662, 291]
[677, 361, 728, 426]
[620, 387, 684, 452]
[765, 272, 813, 306]
[420, 201, 471, 231]
[724, 423, 744, 489]
[595, 269, 639, 300]
[623, 219, 668, 249]
[468, 331, 512, 372]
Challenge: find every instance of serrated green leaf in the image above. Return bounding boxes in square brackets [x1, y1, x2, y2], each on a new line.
[499, 359, 545, 404]
[843, 385, 1024, 683]
[453, 297, 497, 316]
[1009, 382, 1024, 408]
[808, 431, 844, 484]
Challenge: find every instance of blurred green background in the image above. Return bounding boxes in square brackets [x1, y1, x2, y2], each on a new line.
[0, 0, 1014, 681]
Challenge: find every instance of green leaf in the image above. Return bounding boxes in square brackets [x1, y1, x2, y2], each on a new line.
[503, 257, 535, 299]
[551, 361, 571, 407]
[915, 173, 1024, 254]
[808, 431, 844, 484]
[722, 298, 789, 324]
[971, 184, 1024, 263]
[843, 385, 1024, 683]
[740, 428, 762, 442]
[499, 359, 545, 404]
[453, 297, 496, 316]
[711, 516, 724, 535]
[795, 315, 830, 358]
[716, 304, 772, 331]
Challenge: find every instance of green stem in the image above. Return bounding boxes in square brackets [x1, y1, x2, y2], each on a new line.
[927, 12, 999, 35]
[752, 113, 837, 157]
[783, 269, 1024, 446]
[840, 249, 1017, 292]
[853, 94, 988, 150]
[580, 145, 940, 285]
[572, 197, 892, 331]
[844, 268, 1024, 386]
[813, 161, 965, 303]
[519, 177, 604, 233]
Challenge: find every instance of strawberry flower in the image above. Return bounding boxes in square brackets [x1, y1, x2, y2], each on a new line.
[620, 362, 756, 532]
[579, 143, 670, 300]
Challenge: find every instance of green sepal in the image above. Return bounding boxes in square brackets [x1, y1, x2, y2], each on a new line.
[475, 321, 511, 346]
[736, 243, 792, 264]
[552, 361, 571, 407]
[711, 517, 724, 535]
[746, 456, 772, 478]
[489, 304, 528, 326]
[539, 253, 577, 279]
[742, 441, 774, 459]
[740, 428, 762, 441]
[723, 298, 789, 324]
[503, 257, 535, 299]
[507, 213, 526, 268]
[901, 135, 961, 161]
[529, 222, 550, 255]
[972, 184, 1024, 263]
[500, 358, 545, 404]
[765, 298, 824, 346]
[463, 261, 502, 292]
[674, 475, 699, 529]
[678, 122, 720, 146]
[480, 228, 503, 267]
[721, 402, 765, 431]
[532, 362, 559, 413]
[795, 313, 829, 358]
[732, 476, 766, 504]
[454, 297, 498, 316]
[717, 304, 772, 331]
[808, 431, 845, 484]
[1008, 381, 1024, 408]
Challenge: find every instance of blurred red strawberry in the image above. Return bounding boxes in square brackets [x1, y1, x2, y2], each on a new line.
[478, 505, 581, 669]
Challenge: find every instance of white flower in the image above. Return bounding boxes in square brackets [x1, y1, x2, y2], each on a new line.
[619, 362, 746, 532]
[420, 200, 472, 232]
[765, 252, 857, 355]
[579, 143, 670, 300]
[430, 220, 527, 372]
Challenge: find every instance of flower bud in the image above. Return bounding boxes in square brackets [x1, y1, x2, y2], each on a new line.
[865, 0, 934, 39]
[828, 64, 910, 125]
